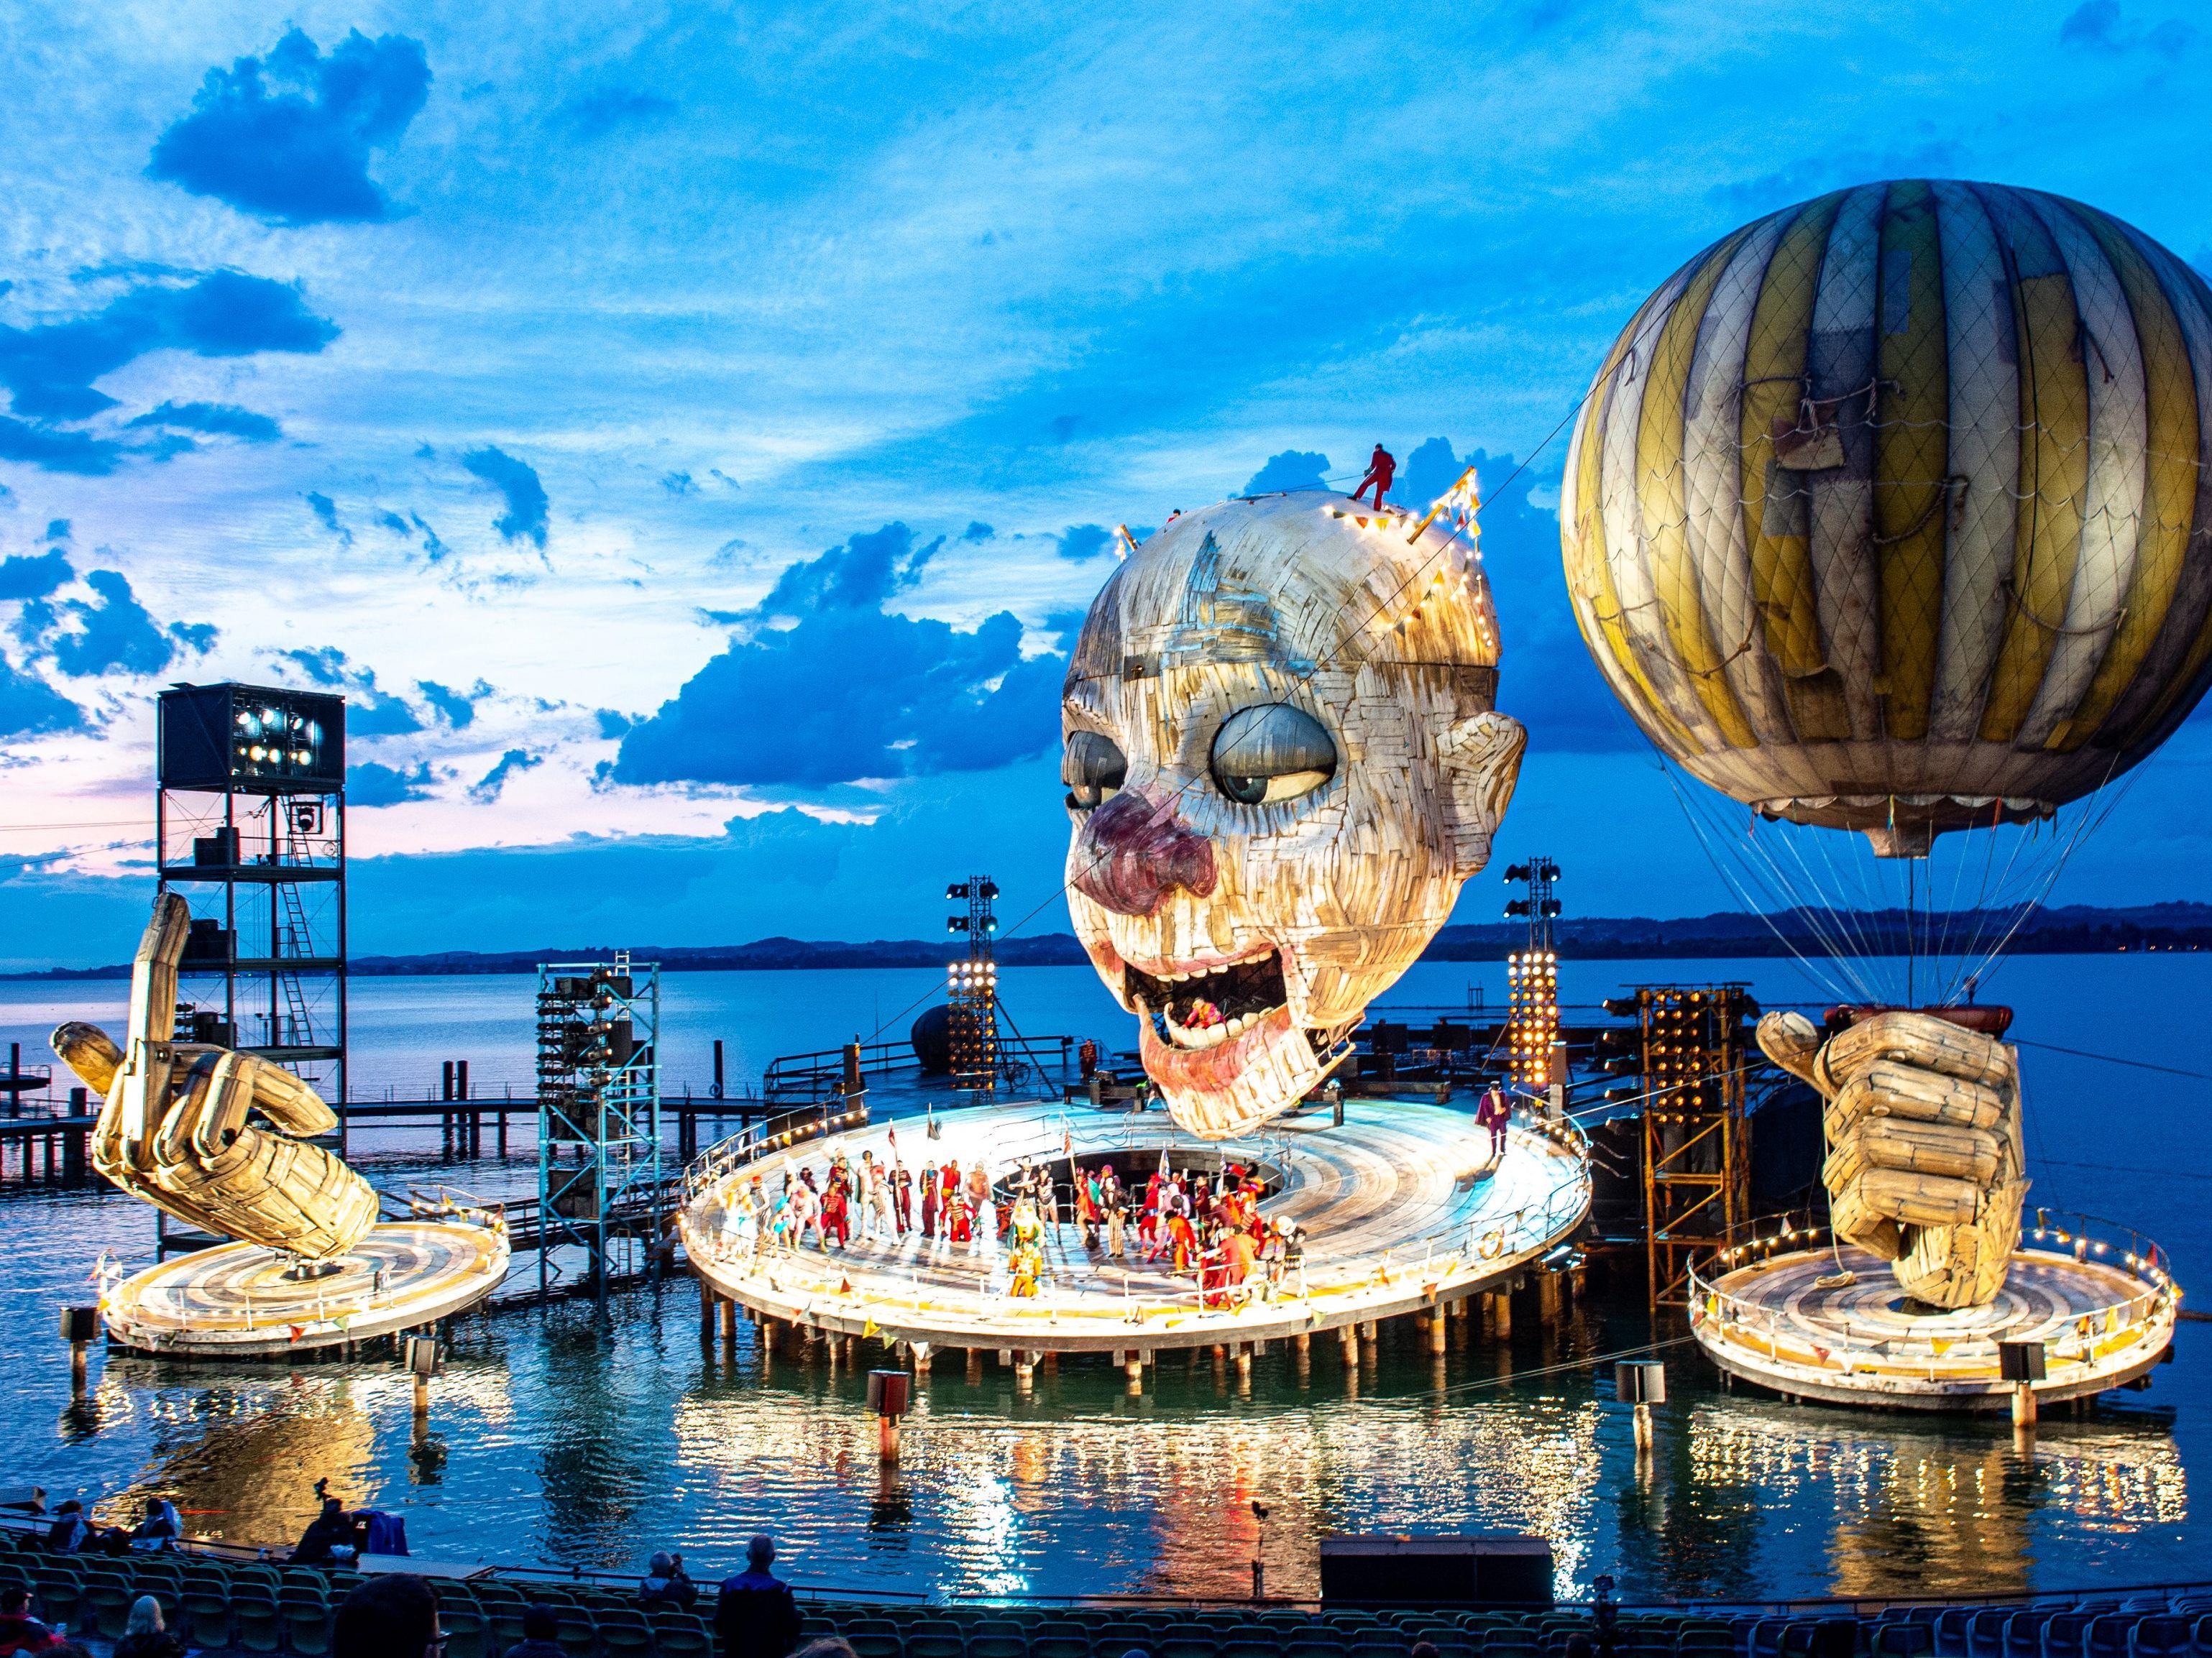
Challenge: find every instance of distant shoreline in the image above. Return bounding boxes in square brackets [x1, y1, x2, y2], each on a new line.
[9, 901, 2209, 980]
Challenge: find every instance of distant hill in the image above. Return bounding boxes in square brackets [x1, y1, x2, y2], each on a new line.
[11, 901, 2212, 980]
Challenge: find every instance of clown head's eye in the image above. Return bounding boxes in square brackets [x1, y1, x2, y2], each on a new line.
[1210, 704, 1336, 806]
[1063, 729, 1126, 810]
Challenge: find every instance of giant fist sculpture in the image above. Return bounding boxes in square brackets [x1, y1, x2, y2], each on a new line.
[53, 893, 379, 1261]
[1758, 1008, 2027, 1309]
[1063, 492, 1525, 1141]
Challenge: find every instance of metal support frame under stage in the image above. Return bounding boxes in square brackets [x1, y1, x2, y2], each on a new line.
[1634, 983, 1753, 1312]
[536, 955, 661, 1307]
[154, 683, 349, 1151]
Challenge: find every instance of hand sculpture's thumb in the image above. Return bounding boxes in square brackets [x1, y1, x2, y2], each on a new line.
[1756, 1010, 1823, 1089]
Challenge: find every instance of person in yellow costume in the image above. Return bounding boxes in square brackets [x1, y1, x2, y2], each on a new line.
[1006, 1197, 1046, 1298]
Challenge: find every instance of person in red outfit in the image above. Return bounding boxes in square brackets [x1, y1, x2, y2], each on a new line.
[1352, 444, 1396, 507]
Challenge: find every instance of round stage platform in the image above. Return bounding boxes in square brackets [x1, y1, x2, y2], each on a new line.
[1689, 1221, 2181, 1411]
[679, 1097, 1590, 1362]
[102, 1214, 511, 1358]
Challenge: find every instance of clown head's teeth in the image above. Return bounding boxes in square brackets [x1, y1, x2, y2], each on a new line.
[1127, 949, 1288, 1050]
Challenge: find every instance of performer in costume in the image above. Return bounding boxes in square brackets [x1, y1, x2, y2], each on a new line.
[965, 1161, 995, 1253]
[1006, 1197, 1045, 1297]
[919, 1166, 939, 1242]
[892, 1161, 913, 1233]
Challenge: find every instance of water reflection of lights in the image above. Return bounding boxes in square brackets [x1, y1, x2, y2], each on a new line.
[78, 1356, 519, 1545]
[672, 1382, 1612, 1599]
[1686, 1401, 2188, 1551]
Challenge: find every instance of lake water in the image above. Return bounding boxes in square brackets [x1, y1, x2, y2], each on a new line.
[2, 954, 2208, 1603]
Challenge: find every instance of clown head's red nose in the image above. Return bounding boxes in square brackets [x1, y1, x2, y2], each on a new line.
[1071, 788, 1216, 917]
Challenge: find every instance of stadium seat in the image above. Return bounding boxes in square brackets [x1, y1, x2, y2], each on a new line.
[2005, 1612, 2054, 1658]
[909, 1634, 968, 1658]
[554, 1608, 599, 1658]
[970, 1635, 1027, 1658]
[653, 1612, 716, 1657]
[2124, 1619, 2186, 1658]
[599, 1608, 655, 1657]
[284, 1598, 334, 1657]
[231, 1591, 283, 1655]
[848, 1634, 904, 1658]
[180, 1579, 233, 1649]
[83, 1573, 137, 1640]
[434, 1599, 486, 1658]
[1935, 1608, 1976, 1657]
[2083, 1616, 2136, 1658]
[1875, 1624, 1936, 1658]
[32, 1571, 83, 1630]
[2042, 1613, 2097, 1658]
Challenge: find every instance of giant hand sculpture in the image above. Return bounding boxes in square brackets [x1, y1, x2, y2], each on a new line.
[53, 893, 379, 1261]
[1757, 1008, 2027, 1309]
[1063, 492, 1524, 1141]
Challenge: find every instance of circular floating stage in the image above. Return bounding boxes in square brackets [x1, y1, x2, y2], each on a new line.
[680, 1097, 1590, 1362]
[103, 1216, 510, 1358]
[1690, 1228, 2181, 1411]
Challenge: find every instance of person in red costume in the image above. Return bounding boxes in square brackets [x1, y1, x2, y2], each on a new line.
[1351, 443, 1395, 507]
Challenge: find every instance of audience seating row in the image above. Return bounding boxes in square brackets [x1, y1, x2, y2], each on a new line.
[4, 1525, 2211, 1658]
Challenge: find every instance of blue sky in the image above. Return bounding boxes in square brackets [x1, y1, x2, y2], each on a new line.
[1, 1, 2208, 967]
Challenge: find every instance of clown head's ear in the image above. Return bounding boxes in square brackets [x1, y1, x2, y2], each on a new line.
[1438, 710, 1525, 877]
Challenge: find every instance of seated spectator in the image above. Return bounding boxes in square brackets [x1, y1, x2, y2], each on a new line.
[111, 1597, 185, 1658]
[41, 1502, 87, 1555]
[504, 1603, 566, 1658]
[0, 1585, 61, 1654]
[334, 1575, 441, 1658]
[793, 1643, 858, 1658]
[1410, 1645, 1441, 1658]
[639, 1551, 698, 1611]
[1565, 1639, 1594, 1658]
[715, 1534, 802, 1658]
[293, 1497, 359, 1565]
[127, 1499, 180, 1552]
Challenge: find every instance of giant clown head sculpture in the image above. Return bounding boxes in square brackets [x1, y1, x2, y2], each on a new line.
[1062, 492, 1526, 1141]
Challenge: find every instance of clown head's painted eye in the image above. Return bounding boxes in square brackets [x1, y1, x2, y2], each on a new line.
[1210, 704, 1336, 806]
[1063, 729, 1126, 810]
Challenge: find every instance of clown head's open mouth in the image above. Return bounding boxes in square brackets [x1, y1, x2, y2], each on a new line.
[1124, 949, 1288, 1051]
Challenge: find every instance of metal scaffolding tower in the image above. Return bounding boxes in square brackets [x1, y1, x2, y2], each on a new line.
[155, 683, 348, 1142]
[536, 956, 661, 1305]
[1627, 984, 1754, 1312]
[945, 875, 1001, 1095]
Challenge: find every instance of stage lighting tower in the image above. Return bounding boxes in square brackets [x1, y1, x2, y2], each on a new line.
[1503, 857, 1563, 1095]
[945, 876, 1001, 1093]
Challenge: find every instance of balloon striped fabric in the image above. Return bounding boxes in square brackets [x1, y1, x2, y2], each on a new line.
[1561, 180, 2212, 854]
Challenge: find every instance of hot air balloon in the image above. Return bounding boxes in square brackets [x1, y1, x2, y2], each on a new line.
[1564, 179, 2212, 854]
[1562, 179, 2212, 1000]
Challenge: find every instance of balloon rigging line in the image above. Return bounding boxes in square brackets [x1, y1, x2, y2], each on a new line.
[1962, 750, 2139, 1001]
[1661, 766, 1861, 1005]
